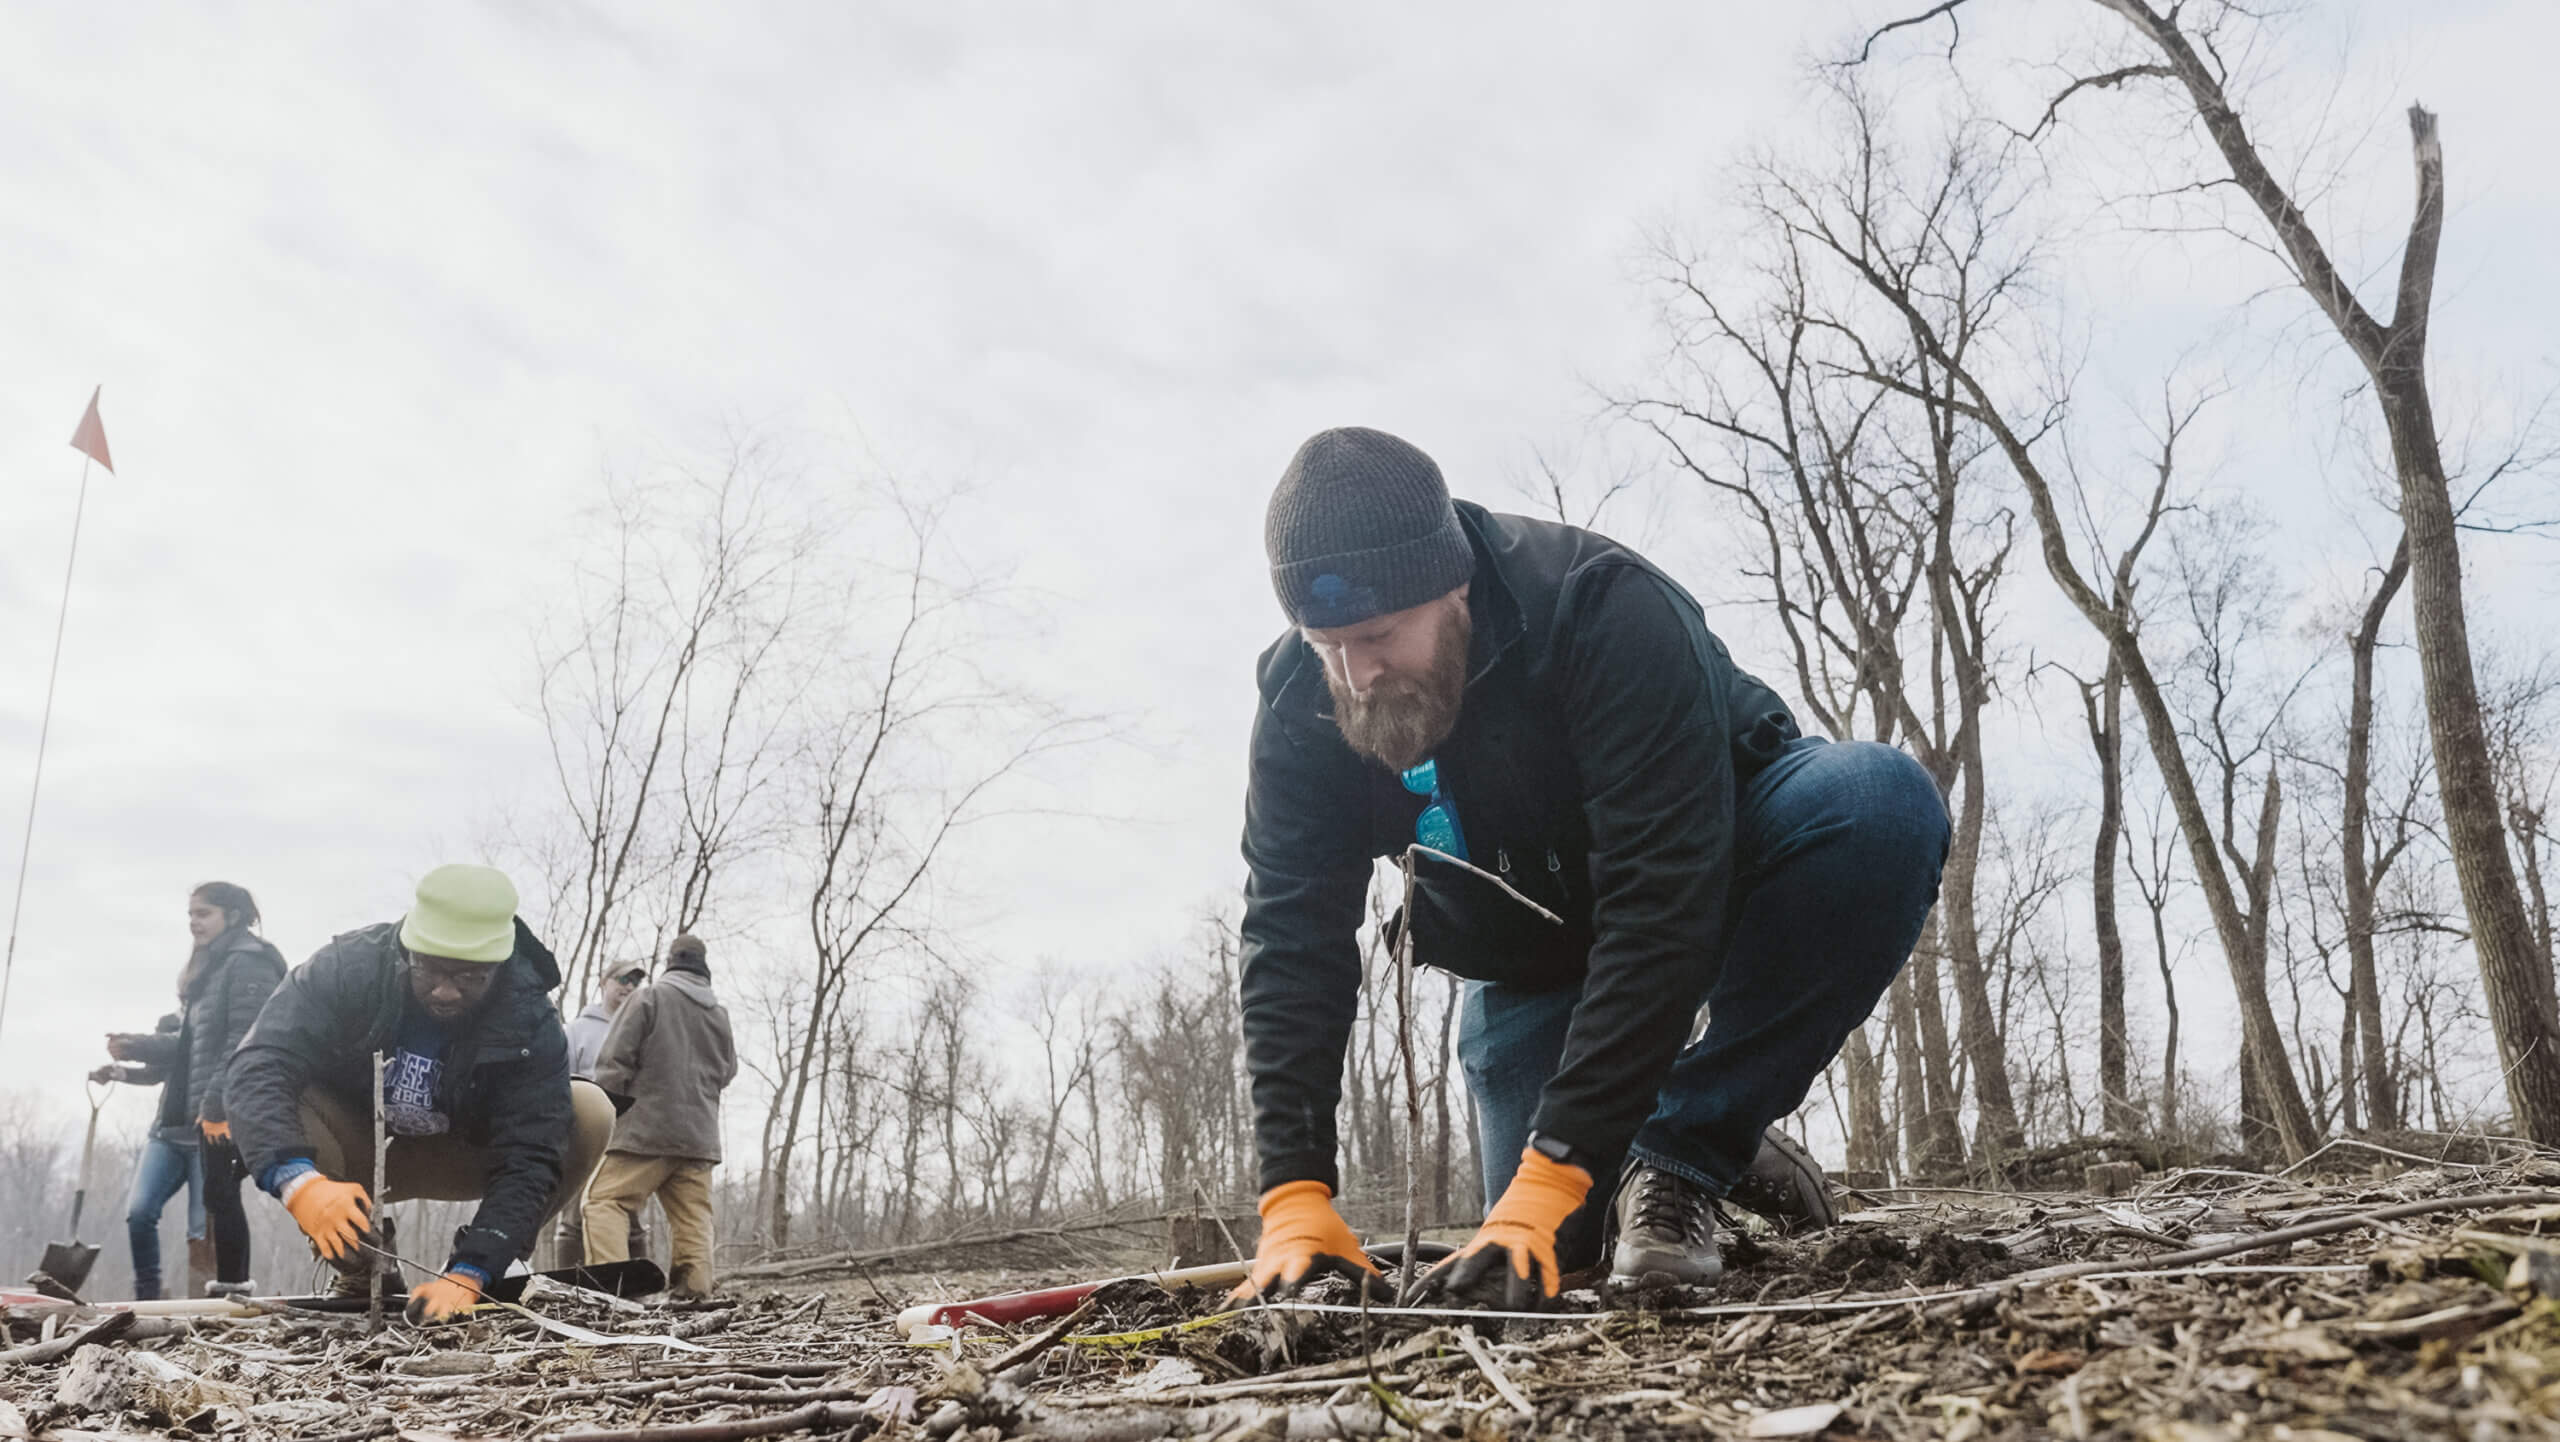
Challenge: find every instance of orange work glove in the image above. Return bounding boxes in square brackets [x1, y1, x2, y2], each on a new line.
[282, 1176, 372, 1261]
[1424, 1148, 1593, 1309]
[404, 1271, 484, 1325]
[199, 1118, 231, 1142]
[1227, 1180, 1387, 1302]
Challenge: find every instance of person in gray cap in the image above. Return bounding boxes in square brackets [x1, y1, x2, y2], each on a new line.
[567, 962, 649, 1081]
[553, 959, 651, 1267]
[1232, 426, 1951, 1308]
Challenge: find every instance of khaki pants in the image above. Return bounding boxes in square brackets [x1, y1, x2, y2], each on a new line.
[300, 1080, 614, 1244]
[554, 1193, 646, 1270]
[584, 1152, 716, 1295]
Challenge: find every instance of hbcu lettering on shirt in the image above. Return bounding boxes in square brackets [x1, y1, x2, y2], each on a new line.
[382, 1048, 450, 1136]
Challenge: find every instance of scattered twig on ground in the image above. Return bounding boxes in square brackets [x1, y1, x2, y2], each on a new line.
[728, 1212, 1173, 1283]
[990, 1296, 1098, 1377]
[0, 1309, 133, 1366]
[544, 1399, 882, 1442]
[12, 1160, 2560, 1441]
[1459, 1326, 1535, 1418]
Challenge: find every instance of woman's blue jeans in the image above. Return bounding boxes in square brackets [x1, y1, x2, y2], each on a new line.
[123, 1136, 206, 1300]
[1457, 738, 1948, 1268]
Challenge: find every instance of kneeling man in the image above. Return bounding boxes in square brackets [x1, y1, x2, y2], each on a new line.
[226, 864, 612, 1321]
[1236, 428, 1951, 1308]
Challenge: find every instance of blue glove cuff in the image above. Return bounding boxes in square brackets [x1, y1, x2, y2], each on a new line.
[447, 1263, 490, 1287]
[258, 1158, 316, 1198]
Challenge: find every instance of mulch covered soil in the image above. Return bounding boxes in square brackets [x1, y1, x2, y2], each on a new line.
[14, 1143, 2560, 1439]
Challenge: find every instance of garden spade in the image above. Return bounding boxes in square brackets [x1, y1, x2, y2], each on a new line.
[31, 1079, 108, 1294]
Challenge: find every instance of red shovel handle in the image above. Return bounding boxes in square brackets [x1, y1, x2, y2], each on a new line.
[897, 1257, 1256, 1333]
[917, 1280, 1103, 1331]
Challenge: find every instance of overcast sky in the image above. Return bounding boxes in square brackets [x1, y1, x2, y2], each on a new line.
[3, 2, 2554, 1149]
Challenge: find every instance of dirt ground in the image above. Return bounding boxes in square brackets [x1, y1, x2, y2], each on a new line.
[12, 1141, 2560, 1440]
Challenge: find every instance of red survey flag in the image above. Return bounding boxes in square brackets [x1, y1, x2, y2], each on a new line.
[68, 385, 113, 474]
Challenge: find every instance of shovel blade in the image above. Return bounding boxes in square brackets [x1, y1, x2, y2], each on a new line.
[36, 1240, 101, 1294]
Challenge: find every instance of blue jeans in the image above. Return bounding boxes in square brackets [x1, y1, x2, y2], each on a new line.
[124, 1136, 206, 1300]
[1458, 738, 1947, 1267]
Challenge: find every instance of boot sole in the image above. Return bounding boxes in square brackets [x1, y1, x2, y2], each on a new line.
[1608, 1250, 1724, 1288]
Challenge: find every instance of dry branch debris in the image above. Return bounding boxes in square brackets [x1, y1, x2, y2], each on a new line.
[13, 1158, 2560, 1439]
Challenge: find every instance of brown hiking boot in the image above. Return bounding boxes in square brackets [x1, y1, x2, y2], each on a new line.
[1724, 1128, 1839, 1232]
[1609, 1163, 1724, 1287]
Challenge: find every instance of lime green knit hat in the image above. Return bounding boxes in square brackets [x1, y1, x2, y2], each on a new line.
[399, 864, 519, 964]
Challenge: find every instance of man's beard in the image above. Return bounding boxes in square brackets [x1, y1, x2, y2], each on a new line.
[1325, 599, 1472, 772]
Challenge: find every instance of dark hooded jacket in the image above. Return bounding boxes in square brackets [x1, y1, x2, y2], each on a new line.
[116, 929, 286, 1138]
[1239, 502, 1801, 1193]
[225, 917, 573, 1278]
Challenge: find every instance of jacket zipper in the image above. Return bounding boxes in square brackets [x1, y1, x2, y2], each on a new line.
[1489, 723, 1569, 912]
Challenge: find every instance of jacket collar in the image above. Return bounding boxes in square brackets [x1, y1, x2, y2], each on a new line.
[1451, 502, 1527, 686]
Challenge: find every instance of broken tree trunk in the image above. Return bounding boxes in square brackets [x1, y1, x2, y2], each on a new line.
[2083, 655, 2137, 1135]
[2344, 536, 2411, 1133]
[2099, 0, 2560, 1147]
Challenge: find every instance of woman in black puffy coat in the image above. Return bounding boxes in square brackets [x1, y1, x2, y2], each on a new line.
[100, 882, 286, 1297]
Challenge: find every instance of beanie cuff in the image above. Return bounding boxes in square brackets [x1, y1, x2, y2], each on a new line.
[1272, 513, 1475, 629]
[399, 913, 514, 964]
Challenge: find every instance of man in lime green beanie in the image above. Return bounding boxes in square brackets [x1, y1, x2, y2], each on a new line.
[224, 864, 614, 1321]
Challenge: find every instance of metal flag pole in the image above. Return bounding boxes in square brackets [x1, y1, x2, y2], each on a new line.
[0, 455, 98, 1047]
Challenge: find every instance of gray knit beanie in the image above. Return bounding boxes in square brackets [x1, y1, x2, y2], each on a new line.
[666, 934, 709, 977]
[1265, 427, 1476, 628]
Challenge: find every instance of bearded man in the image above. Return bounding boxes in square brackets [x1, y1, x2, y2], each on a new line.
[1232, 426, 1951, 1309]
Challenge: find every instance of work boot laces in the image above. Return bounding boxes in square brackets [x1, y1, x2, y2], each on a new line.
[1627, 1167, 1716, 1245]
[1724, 1169, 1794, 1221]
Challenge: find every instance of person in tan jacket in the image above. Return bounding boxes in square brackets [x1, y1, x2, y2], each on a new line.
[581, 934, 738, 1296]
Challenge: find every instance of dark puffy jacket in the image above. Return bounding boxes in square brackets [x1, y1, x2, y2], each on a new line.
[172, 931, 288, 1129]
[1239, 502, 1801, 1193]
[225, 918, 573, 1278]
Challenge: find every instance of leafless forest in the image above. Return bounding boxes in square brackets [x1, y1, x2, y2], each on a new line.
[7, 3, 2559, 1302]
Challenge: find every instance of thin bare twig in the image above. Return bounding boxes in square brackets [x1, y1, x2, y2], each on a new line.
[545, 1401, 881, 1442]
[1459, 1326, 1535, 1419]
[1394, 845, 1426, 1305]
[1850, 0, 1972, 65]
[0, 1309, 134, 1366]
[989, 1296, 1099, 1378]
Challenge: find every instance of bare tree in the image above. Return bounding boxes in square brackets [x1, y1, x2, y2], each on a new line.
[760, 488, 1100, 1247]
[2087, 0, 2560, 1143]
[2122, 787, 2186, 1137]
[2160, 503, 2316, 1153]
[2340, 540, 2413, 1129]
[508, 441, 824, 1003]
[1749, 75, 2325, 1158]
[2053, 391, 2184, 1139]
[1622, 161, 2023, 1168]
[1837, 1023, 1895, 1180]
[1861, 0, 2560, 1145]
[2481, 651, 2560, 1019]
[2079, 655, 2136, 1135]
[1019, 969, 1107, 1224]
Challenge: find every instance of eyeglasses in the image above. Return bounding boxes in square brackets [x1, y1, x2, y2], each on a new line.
[1401, 758, 1469, 862]
[408, 954, 499, 996]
